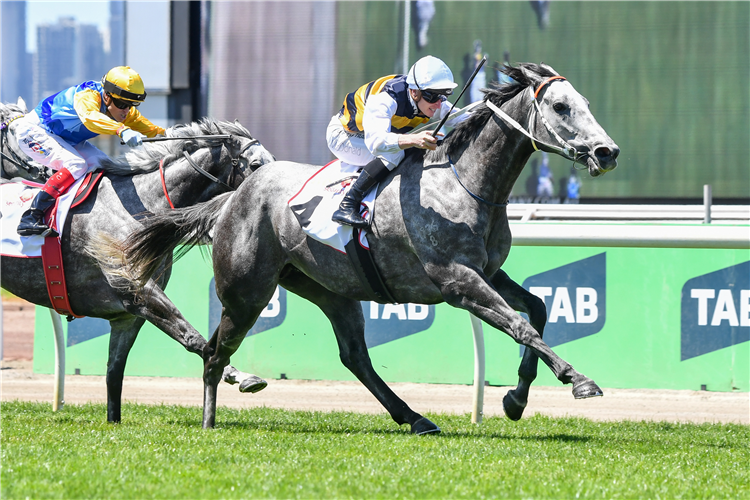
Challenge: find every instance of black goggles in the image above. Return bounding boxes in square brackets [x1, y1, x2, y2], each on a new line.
[110, 96, 140, 109]
[419, 89, 452, 104]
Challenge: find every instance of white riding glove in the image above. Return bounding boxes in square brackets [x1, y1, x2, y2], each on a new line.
[120, 128, 143, 148]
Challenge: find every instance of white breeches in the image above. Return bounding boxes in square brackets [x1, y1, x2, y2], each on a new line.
[325, 115, 404, 171]
[15, 112, 108, 180]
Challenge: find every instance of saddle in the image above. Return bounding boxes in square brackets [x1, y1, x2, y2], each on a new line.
[287, 160, 395, 303]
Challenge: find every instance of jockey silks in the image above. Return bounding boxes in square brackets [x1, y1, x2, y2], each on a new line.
[338, 75, 431, 134]
[34, 80, 163, 146]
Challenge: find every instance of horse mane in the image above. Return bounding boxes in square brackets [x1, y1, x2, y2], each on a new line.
[100, 118, 255, 176]
[425, 63, 559, 160]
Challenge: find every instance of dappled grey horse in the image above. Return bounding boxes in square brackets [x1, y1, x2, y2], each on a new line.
[1, 115, 275, 422]
[107, 64, 619, 433]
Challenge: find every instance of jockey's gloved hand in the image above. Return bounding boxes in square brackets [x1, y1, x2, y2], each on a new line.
[120, 128, 143, 148]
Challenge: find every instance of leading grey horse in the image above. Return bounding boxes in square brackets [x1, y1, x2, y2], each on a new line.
[105, 63, 619, 433]
[1, 114, 275, 422]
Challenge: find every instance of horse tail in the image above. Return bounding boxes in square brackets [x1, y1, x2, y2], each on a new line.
[89, 192, 234, 291]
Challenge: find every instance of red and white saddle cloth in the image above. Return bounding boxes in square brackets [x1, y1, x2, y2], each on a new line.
[0, 178, 84, 257]
[287, 160, 377, 253]
[0, 172, 102, 317]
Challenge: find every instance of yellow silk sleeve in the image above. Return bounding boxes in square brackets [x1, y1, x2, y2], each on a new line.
[122, 108, 166, 138]
[73, 89, 124, 136]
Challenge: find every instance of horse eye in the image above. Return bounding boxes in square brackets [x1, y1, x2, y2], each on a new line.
[553, 102, 568, 113]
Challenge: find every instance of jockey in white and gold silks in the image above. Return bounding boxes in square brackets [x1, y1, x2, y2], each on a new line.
[326, 55, 471, 229]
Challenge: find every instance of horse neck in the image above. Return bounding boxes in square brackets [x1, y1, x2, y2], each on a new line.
[125, 147, 230, 210]
[458, 90, 536, 206]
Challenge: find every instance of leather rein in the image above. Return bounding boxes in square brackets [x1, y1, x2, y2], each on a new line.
[160, 135, 259, 208]
[451, 75, 585, 208]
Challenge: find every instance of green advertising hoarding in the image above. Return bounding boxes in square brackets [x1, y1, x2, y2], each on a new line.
[34, 241, 749, 392]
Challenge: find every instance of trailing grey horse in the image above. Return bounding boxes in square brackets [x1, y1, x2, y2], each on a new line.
[106, 64, 619, 433]
[1, 116, 275, 422]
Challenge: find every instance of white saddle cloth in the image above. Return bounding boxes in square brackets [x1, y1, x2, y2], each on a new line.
[0, 176, 85, 258]
[287, 160, 375, 253]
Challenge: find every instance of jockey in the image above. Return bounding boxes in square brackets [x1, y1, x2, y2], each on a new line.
[16, 66, 165, 237]
[327, 55, 470, 229]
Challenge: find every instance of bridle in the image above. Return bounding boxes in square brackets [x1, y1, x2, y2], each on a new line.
[450, 75, 586, 208]
[486, 75, 582, 162]
[160, 135, 260, 208]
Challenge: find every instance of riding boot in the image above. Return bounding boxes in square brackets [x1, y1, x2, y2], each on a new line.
[332, 158, 390, 229]
[17, 190, 59, 237]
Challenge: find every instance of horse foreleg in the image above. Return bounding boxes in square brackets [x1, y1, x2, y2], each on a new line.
[490, 269, 547, 421]
[280, 269, 439, 435]
[127, 282, 267, 393]
[440, 265, 602, 401]
[106, 316, 145, 423]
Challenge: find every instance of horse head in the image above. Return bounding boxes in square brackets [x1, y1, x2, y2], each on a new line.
[518, 63, 620, 177]
[219, 120, 276, 188]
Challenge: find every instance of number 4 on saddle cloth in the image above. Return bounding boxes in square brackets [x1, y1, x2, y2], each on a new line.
[0, 171, 103, 317]
[287, 160, 395, 303]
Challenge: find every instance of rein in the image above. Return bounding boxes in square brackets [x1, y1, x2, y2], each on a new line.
[486, 76, 581, 162]
[159, 135, 260, 207]
[448, 76, 583, 209]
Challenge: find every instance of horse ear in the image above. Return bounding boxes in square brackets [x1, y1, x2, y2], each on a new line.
[519, 65, 543, 87]
[540, 63, 560, 76]
[16, 96, 27, 113]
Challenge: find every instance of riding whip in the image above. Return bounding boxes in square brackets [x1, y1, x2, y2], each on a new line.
[120, 134, 232, 145]
[431, 55, 487, 138]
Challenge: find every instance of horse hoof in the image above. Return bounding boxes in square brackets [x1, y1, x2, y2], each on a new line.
[502, 390, 527, 421]
[239, 375, 268, 394]
[573, 379, 603, 399]
[411, 417, 441, 435]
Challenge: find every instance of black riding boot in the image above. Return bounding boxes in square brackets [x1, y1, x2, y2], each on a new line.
[332, 158, 389, 229]
[17, 190, 58, 237]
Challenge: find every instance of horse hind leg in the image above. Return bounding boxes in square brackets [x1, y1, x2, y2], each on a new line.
[280, 268, 439, 435]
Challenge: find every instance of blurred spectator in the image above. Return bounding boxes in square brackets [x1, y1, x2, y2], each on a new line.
[468, 40, 487, 103]
[566, 166, 581, 200]
[413, 0, 436, 50]
[526, 158, 539, 196]
[529, 1, 550, 30]
[536, 152, 554, 197]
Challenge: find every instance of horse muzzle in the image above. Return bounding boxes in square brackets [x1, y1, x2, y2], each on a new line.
[584, 142, 619, 177]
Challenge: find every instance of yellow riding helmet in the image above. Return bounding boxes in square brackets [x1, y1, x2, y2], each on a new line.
[101, 66, 147, 103]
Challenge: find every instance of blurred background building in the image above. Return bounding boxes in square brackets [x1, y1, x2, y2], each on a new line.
[1, 1, 748, 202]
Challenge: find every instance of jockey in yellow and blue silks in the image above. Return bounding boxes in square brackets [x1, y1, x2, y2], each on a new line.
[327, 55, 470, 229]
[16, 66, 165, 237]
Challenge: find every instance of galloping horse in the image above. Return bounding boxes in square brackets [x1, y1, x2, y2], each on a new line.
[1, 114, 275, 422]
[107, 64, 619, 433]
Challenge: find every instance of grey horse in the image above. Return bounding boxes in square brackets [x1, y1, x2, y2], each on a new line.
[1, 115, 275, 422]
[105, 63, 619, 433]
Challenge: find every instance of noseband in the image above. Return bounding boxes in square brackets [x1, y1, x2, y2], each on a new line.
[486, 76, 582, 163]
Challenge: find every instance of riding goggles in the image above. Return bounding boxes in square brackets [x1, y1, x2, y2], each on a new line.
[420, 88, 452, 104]
[111, 96, 140, 109]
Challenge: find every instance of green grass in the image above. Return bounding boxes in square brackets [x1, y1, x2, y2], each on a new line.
[2, 402, 747, 499]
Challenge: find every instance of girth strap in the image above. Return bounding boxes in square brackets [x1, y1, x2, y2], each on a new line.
[41, 232, 84, 320]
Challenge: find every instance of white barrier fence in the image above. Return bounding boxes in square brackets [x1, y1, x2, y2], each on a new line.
[468, 203, 749, 423]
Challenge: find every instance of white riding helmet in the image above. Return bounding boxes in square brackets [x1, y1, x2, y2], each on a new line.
[406, 56, 458, 92]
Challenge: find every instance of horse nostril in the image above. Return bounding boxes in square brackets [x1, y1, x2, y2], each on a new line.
[595, 146, 619, 160]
